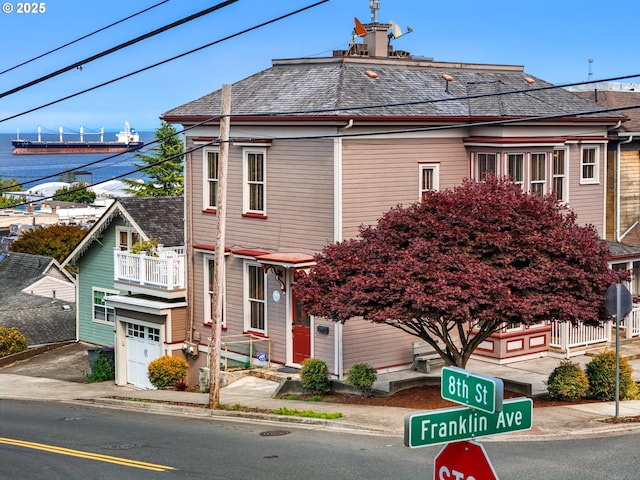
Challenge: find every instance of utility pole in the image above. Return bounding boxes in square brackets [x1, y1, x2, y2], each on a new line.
[209, 84, 231, 408]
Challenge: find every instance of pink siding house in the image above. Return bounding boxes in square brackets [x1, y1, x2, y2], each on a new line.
[162, 15, 624, 378]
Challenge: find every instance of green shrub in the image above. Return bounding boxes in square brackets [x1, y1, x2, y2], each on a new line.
[84, 350, 115, 383]
[147, 355, 189, 389]
[546, 360, 588, 401]
[0, 326, 27, 357]
[346, 363, 377, 398]
[300, 358, 331, 394]
[586, 351, 639, 401]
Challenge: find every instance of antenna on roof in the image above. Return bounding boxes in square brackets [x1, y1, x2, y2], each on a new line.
[588, 58, 594, 81]
[354, 17, 367, 37]
[388, 19, 413, 41]
[370, 0, 380, 23]
[348, 17, 368, 56]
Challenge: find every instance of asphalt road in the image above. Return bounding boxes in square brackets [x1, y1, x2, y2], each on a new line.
[2, 399, 640, 480]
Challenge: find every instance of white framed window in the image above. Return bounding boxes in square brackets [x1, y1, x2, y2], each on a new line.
[474, 153, 498, 180]
[552, 149, 568, 202]
[580, 146, 599, 184]
[92, 287, 118, 324]
[116, 227, 140, 251]
[245, 262, 266, 334]
[507, 153, 524, 187]
[204, 149, 220, 210]
[419, 163, 439, 201]
[243, 149, 266, 215]
[530, 153, 546, 196]
[204, 256, 225, 327]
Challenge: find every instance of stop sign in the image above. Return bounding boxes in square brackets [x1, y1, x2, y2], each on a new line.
[434, 441, 498, 480]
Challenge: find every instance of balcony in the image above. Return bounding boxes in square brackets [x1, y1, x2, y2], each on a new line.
[113, 247, 186, 299]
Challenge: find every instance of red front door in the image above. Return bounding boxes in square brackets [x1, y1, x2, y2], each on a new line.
[292, 290, 311, 364]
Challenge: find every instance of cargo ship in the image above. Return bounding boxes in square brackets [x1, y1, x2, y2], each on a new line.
[12, 122, 144, 155]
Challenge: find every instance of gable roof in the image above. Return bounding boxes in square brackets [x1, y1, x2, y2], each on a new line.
[0, 252, 64, 294]
[0, 252, 75, 346]
[163, 57, 623, 124]
[61, 196, 184, 266]
[117, 196, 184, 247]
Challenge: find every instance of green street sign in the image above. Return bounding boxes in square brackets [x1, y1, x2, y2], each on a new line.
[404, 397, 533, 448]
[441, 366, 504, 413]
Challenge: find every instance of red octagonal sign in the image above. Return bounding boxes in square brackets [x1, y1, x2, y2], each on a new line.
[434, 440, 498, 480]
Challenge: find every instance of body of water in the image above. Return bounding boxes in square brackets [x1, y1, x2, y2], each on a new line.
[0, 131, 155, 190]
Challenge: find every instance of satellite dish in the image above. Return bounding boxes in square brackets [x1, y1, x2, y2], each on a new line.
[388, 20, 402, 39]
[354, 17, 367, 37]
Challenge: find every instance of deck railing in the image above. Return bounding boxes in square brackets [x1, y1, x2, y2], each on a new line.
[114, 248, 185, 290]
[550, 305, 640, 357]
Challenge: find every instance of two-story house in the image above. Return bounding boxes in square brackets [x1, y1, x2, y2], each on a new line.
[61, 196, 187, 389]
[161, 17, 624, 378]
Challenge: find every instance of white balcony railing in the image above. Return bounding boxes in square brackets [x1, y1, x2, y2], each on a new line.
[114, 248, 185, 290]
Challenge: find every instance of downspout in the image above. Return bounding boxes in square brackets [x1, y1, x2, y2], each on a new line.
[617, 133, 634, 242]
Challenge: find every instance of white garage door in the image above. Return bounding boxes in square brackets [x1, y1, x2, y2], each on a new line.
[126, 323, 162, 389]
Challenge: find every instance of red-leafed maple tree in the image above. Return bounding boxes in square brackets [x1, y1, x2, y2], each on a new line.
[295, 177, 626, 368]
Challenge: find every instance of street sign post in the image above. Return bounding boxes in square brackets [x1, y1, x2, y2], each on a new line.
[434, 440, 499, 480]
[441, 366, 504, 413]
[404, 397, 533, 448]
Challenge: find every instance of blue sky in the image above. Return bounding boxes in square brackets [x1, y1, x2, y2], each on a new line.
[1, 0, 639, 133]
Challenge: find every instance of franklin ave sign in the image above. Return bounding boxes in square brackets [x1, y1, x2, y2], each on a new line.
[404, 397, 533, 448]
[441, 366, 504, 413]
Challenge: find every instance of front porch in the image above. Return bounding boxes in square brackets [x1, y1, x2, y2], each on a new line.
[549, 305, 640, 358]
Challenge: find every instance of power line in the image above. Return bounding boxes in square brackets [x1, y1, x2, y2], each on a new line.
[4, 71, 639, 193]
[0, 0, 240, 100]
[0, 0, 331, 124]
[6, 99, 640, 209]
[0, 0, 170, 76]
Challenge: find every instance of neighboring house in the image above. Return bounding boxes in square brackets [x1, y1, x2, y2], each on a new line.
[0, 252, 75, 346]
[61, 196, 187, 389]
[570, 83, 640, 246]
[161, 14, 624, 378]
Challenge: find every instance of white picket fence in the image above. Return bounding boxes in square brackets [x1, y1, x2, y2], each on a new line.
[550, 305, 640, 358]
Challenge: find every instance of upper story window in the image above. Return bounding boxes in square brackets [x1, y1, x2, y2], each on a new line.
[245, 262, 266, 334]
[530, 153, 547, 197]
[204, 150, 219, 211]
[580, 146, 599, 184]
[244, 149, 266, 216]
[204, 256, 225, 327]
[475, 153, 497, 180]
[552, 149, 567, 202]
[419, 163, 439, 201]
[116, 227, 140, 251]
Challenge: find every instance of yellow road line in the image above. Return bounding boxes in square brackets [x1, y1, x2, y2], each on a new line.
[0, 437, 175, 472]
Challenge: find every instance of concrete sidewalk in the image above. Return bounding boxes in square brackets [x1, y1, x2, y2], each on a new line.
[3, 342, 640, 441]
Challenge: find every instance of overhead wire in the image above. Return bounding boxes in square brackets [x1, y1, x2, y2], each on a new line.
[0, 0, 331, 123]
[0, 0, 171, 76]
[3, 71, 640, 194]
[0, 0, 240, 100]
[5, 96, 640, 209]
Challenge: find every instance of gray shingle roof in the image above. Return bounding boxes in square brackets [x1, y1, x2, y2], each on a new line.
[163, 58, 621, 121]
[0, 252, 75, 346]
[118, 196, 184, 247]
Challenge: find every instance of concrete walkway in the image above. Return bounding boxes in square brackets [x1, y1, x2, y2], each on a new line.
[3, 342, 640, 441]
